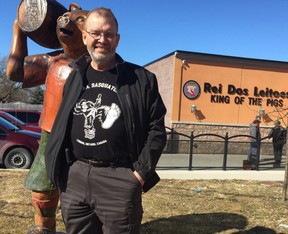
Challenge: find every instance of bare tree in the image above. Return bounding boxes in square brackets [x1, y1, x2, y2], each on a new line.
[0, 56, 29, 103]
[29, 86, 44, 104]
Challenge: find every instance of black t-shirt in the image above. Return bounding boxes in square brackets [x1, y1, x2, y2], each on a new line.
[69, 64, 129, 162]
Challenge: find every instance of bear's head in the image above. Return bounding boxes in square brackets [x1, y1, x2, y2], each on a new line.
[56, 3, 88, 58]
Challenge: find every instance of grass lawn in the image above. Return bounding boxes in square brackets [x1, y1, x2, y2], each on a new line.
[1, 170, 288, 234]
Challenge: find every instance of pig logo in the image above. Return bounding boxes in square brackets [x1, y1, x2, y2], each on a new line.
[183, 80, 201, 100]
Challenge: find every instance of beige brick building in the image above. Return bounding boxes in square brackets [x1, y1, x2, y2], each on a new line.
[145, 51, 288, 154]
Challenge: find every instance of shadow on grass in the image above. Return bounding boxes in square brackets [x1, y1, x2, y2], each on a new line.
[141, 212, 277, 234]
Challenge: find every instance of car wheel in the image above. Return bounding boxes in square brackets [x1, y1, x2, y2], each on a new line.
[4, 148, 33, 169]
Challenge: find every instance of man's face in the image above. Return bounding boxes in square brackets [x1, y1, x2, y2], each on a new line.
[82, 14, 120, 66]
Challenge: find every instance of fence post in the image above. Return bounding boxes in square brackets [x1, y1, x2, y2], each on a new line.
[223, 132, 228, 170]
[170, 127, 174, 153]
[188, 131, 194, 171]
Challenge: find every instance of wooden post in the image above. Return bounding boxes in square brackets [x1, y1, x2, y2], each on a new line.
[282, 127, 288, 201]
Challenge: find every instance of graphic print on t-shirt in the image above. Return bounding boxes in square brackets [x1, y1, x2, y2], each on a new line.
[70, 66, 129, 161]
[73, 93, 121, 140]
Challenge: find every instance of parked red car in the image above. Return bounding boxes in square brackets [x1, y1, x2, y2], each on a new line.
[0, 111, 41, 133]
[0, 117, 40, 169]
[1, 110, 41, 126]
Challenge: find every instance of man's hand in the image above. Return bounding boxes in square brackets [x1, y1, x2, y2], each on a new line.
[133, 171, 145, 186]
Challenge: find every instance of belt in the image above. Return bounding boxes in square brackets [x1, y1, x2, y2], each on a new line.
[77, 158, 131, 168]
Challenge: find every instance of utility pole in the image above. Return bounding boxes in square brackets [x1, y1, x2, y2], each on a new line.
[282, 126, 288, 201]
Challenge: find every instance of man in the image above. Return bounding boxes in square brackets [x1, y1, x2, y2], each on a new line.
[268, 120, 287, 167]
[6, 4, 89, 233]
[45, 7, 167, 234]
[247, 119, 261, 168]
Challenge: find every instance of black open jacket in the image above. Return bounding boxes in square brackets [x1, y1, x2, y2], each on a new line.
[45, 53, 167, 192]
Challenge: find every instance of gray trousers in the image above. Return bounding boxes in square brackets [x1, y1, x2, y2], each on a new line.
[59, 160, 143, 234]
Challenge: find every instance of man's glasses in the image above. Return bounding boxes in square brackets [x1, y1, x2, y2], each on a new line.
[85, 30, 117, 40]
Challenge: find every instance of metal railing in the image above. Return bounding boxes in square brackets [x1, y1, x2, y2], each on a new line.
[163, 127, 275, 170]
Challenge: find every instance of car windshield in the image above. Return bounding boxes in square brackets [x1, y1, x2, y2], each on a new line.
[0, 117, 20, 131]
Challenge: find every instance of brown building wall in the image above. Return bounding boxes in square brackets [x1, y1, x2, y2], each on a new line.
[175, 54, 288, 126]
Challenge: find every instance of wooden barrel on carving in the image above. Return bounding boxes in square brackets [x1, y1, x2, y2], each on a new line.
[17, 0, 67, 49]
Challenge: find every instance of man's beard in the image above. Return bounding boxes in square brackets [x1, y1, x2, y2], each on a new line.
[88, 47, 115, 64]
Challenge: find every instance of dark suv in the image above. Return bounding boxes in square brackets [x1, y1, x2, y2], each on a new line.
[1, 110, 41, 126]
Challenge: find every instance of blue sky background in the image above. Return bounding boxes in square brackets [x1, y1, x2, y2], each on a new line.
[1, 0, 288, 66]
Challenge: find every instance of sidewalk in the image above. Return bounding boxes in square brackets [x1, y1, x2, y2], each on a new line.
[156, 153, 286, 181]
[156, 169, 286, 181]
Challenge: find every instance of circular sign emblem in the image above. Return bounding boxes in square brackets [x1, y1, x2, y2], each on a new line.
[183, 80, 201, 100]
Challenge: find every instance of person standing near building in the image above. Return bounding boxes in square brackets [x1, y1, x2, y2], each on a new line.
[268, 120, 287, 167]
[248, 119, 261, 166]
[45, 7, 167, 233]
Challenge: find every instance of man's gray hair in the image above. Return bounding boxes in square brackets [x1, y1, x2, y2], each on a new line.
[85, 7, 118, 32]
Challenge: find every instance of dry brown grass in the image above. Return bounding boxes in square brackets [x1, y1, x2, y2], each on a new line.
[1, 170, 288, 234]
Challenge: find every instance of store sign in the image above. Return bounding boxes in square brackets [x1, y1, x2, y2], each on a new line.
[183, 81, 285, 107]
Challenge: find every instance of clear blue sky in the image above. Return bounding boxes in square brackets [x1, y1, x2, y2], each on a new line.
[1, 0, 288, 66]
